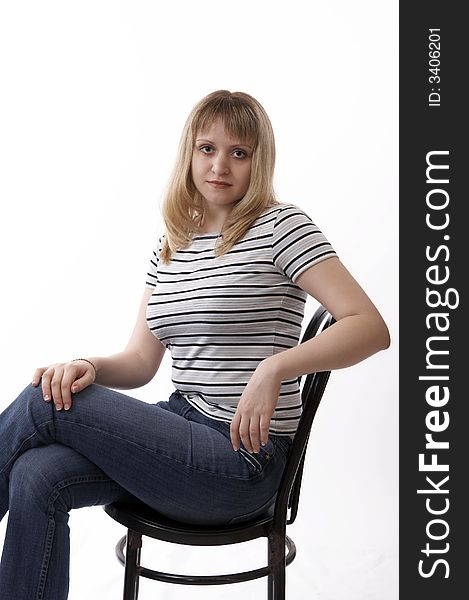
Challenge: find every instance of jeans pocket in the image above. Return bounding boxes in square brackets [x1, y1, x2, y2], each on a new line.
[238, 438, 276, 475]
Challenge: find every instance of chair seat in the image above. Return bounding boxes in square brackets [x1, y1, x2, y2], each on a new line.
[104, 500, 275, 546]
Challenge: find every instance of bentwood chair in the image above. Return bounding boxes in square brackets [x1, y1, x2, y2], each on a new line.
[104, 304, 334, 599]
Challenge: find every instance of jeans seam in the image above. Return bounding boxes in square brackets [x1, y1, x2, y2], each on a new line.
[35, 473, 113, 600]
[238, 448, 262, 471]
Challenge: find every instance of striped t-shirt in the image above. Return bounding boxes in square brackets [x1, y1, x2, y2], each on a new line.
[145, 203, 337, 437]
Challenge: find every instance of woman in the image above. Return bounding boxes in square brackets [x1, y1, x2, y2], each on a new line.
[0, 90, 390, 599]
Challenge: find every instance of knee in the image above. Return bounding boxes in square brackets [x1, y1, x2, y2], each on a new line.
[15, 382, 47, 413]
[9, 383, 55, 441]
[21, 381, 43, 400]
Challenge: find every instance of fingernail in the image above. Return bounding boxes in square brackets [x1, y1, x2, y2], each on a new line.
[71, 386, 77, 393]
[55, 404, 62, 411]
[44, 395, 50, 401]
[232, 446, 238, 452]
[64, 405, 70, 411]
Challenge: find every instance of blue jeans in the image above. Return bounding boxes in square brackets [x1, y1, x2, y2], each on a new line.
[0, 383, 292, 600]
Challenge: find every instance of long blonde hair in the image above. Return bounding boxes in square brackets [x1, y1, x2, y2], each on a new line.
[159, 90, 280, 263]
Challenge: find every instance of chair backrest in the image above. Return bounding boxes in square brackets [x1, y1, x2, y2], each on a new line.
[272, 305, 334, 529]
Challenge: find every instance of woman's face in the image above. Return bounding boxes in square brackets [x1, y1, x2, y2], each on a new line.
[191, 119, 253, 220]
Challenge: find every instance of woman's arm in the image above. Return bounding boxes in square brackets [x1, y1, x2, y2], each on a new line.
[87, 287, 166, 389]
[33, 287, 166, 410]
[264, 256, 390, 380]
[230, 256, 390, 453]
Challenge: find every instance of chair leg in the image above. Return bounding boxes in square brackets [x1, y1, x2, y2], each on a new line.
[267, 543, 274, 600]
[272, 561, 286, 600]
[123, 529, 142, 600]
[268, 532, 286, 600]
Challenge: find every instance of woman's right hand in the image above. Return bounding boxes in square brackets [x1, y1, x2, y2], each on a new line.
[31, 360, 96, 411]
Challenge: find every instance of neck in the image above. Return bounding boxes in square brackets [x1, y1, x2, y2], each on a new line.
[200, 206, 232, 233]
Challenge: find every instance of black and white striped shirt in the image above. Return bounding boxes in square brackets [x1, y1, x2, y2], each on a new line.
[145, 203, 337, 437]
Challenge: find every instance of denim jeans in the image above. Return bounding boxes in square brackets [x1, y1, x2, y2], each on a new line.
[0, 382, 292, 600]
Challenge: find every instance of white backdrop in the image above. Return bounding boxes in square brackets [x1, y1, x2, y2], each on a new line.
[0, 1, 398, 598]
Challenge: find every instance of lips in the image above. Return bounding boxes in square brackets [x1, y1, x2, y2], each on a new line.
[207, 180, 232, 188]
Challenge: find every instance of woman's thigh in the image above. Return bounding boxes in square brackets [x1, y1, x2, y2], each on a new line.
[21, 384, 285, 524]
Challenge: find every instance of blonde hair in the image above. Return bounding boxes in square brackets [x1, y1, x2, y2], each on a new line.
[159, 90, 280, 263]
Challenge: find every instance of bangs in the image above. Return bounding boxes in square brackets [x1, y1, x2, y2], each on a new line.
[191, 93, 258, 147]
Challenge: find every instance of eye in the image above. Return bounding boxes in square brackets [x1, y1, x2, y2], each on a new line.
[233, 149, 247, 159]
[199, 145, 213, 154]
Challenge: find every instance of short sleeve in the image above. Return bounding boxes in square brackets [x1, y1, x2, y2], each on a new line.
[145, 233, 165, 289]
[272, 205, 337, 283]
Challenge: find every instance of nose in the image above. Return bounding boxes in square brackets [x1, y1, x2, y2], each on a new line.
[211, 153, 230, 176]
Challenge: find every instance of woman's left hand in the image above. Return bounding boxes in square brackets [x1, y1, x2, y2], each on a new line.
[230, 360, 281, 453]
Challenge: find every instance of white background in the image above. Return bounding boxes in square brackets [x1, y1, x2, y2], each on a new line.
[0, 1, 398, 598]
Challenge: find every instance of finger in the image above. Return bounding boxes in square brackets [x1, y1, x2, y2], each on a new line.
[71, 370, 95, 394]
[60, 373, 75, 411]
[259, 414, 271, 446]
[41, 370, 53, 402]
[32, 367, 47, 386]
[230, 413, 241, 451]
[249, 415, 261, 454]
[239, 415, 253, 453]
[50, 368, 65, 410]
